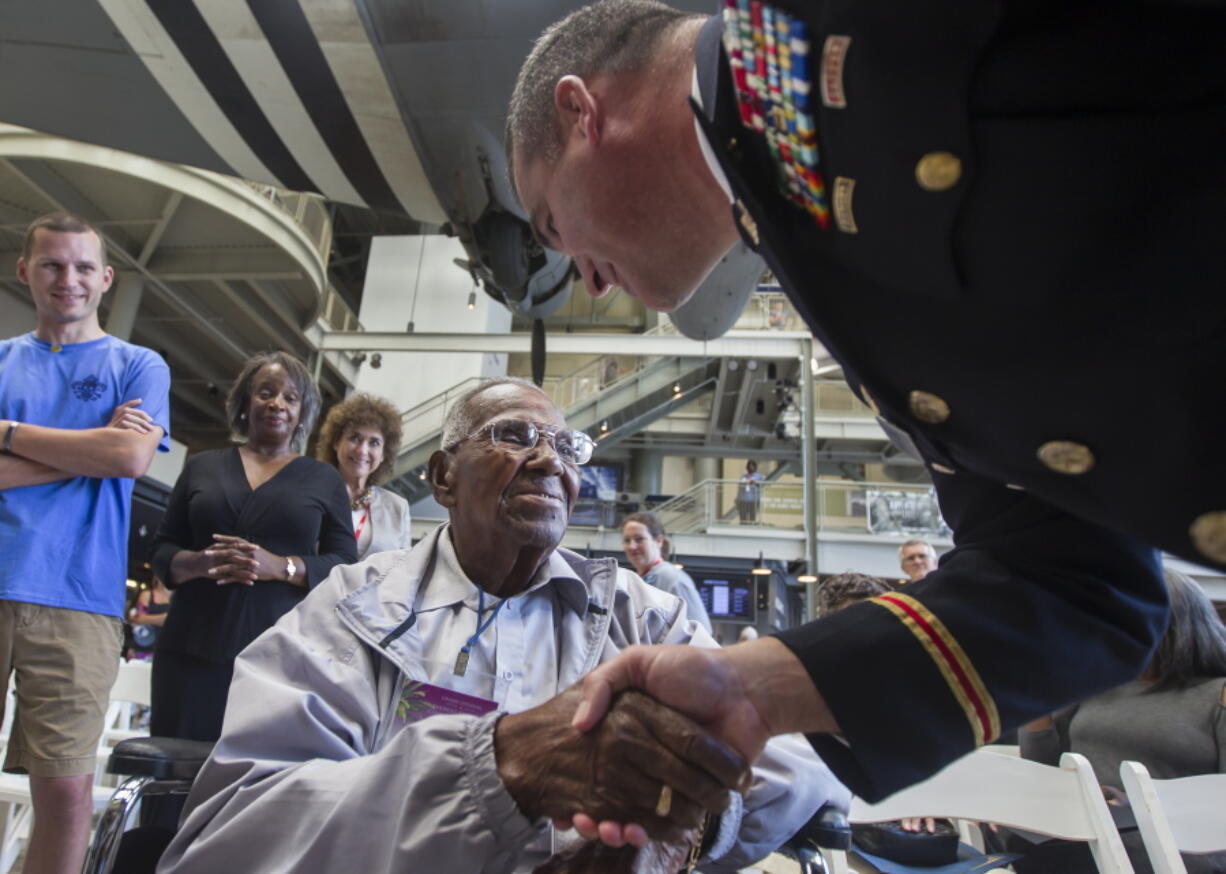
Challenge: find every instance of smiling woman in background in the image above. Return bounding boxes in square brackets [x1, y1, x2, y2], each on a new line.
[622, 511, 712, 634]
[149, 351, 356, 742]
[316, 392, 411, 560]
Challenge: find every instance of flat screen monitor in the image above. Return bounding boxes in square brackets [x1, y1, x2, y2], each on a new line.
[578, 464, 620, 500]
[694, 575, 756, 623]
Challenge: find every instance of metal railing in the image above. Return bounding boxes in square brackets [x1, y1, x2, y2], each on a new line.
[320, 285, 363, 333]
[398, 377, 484, 452]
[238, 180, 332, 267]
[814, 379, 876, 417]
[540, 354, 649, 411]
[627, 478, 949, 538]
[655, 288, 807, 334]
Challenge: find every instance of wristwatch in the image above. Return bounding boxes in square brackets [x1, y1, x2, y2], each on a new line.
[2, 421, 18, 454]
[284, 556, 297, 581]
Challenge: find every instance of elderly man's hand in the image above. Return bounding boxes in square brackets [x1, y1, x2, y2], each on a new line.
[495, 686, 748, 843]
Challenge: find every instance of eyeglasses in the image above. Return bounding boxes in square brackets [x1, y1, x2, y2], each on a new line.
[448, 418, 595, 466]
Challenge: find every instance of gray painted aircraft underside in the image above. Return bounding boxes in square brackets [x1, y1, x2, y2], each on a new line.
[0, 0, 759, 337]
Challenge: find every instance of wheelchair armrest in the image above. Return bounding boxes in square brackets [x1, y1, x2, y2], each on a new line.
[107, 736, 214, 781]
[786, 803, 853, 853]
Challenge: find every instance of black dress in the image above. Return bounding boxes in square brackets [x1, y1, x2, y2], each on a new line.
[149, 447, 357, 741]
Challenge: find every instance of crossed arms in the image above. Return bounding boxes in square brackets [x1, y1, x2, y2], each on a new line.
[0, 399, 163, 489]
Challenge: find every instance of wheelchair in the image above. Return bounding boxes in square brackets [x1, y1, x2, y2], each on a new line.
[84, 737, 850, 874]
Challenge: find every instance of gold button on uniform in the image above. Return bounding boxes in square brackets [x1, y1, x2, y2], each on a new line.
[909, 390, 951, 424]
[1189, 511, 1226, 564]
[916, 151, 962, 191]
[1037, 441, 1096, 475]
[930, 463, 956, 475]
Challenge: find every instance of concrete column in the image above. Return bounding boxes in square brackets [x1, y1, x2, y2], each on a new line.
[105, 274, 144, 341]
[694, 457, 719, 483]
[630, 449, 663, 496]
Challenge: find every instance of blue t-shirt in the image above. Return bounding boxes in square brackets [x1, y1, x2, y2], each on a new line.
[0, 333, 171, 617]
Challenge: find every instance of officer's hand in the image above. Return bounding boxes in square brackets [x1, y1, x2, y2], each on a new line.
[531, 838, 691, 874]
[495, 686, 747, 844]
[567, 638, 839, 847]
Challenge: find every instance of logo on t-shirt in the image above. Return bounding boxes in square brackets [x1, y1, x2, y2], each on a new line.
[71, 375, 107, 401]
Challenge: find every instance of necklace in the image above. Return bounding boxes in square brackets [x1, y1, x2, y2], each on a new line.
[351, 487, 372, 510]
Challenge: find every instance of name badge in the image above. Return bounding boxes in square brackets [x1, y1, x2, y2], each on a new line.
[390, 679, 497, 730]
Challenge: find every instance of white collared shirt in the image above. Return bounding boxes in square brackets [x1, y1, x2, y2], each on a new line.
[692, 65, 735, 205]
[407, 529, 590, 714]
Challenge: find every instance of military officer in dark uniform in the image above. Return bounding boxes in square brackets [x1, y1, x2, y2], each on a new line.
[506, 0, 1226, 811]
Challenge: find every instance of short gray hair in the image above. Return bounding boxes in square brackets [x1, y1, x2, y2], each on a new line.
[898, 538, 936, 560]
[440, 377, 548, 450]
[505, 0, 701, 193]
[226, 351, 321, 453]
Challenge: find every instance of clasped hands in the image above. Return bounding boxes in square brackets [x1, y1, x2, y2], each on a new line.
[203, 534, 284, 585]
[496, 685, 749, 873]
[508, 637, 824, 867]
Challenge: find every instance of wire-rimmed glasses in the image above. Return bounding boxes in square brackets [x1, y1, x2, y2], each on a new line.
[448, 418, 595, 466]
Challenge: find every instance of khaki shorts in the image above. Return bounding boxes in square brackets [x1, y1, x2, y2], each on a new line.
[0, 601, 122, 777]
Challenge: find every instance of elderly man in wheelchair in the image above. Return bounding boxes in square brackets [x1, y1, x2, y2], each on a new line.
[89, 378, 849, 874]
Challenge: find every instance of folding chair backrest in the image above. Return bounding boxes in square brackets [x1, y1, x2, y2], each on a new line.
[108, 660, 152, 708]
[1120, 760, 1226, 874]
[848, 749, 1134, 874]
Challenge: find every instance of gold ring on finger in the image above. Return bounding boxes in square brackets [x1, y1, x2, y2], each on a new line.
[655, 784, 673, 817]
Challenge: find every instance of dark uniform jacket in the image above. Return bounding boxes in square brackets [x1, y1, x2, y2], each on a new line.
[691, 1, 1226, 800]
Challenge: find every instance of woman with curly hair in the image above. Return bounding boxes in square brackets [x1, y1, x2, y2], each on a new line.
[317, 392, 412, 560]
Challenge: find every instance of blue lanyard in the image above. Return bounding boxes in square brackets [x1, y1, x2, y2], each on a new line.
[453, 587, 505, 677]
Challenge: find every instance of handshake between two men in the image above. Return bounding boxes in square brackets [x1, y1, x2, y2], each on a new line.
[499, 626, 838, 873]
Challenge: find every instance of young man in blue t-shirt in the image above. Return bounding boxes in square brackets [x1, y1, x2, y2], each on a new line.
[0, 212, 170, 874]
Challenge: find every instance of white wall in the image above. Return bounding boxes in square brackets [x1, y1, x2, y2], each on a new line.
[354, 235, 510, 411]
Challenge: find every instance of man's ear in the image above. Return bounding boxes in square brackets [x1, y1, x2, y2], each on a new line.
[15, 257, 28, 286]
[554, 75, 602, 147]
[428, 450, 457, 509]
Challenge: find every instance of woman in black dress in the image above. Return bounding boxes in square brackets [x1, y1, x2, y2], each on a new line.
[150, 351, 357, 741]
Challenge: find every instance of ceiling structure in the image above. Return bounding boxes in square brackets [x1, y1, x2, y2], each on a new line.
[0, 0, 906, 481]
[0, 125, 351, 449]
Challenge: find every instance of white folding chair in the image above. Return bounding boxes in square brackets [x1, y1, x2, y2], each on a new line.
[826, 749, 1134, 874]
[1119, 760, 1226, 874]
[96, 659, 153, 783]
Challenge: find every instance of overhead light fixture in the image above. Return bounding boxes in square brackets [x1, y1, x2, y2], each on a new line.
[797, 572, 818, 584]
[672, 382, 681, 394]
[466, 291, 476, 310]
[418, 468, 427, 480]
[600, 420, 609, 432]
[751, 552, 772, 576]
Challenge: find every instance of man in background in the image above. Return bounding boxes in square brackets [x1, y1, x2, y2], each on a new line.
[0, 212, 170, 873]
[898, 540, 938, 584]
